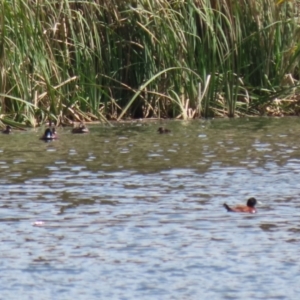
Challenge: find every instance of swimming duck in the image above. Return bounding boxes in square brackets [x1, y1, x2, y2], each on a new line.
[223, 197, 258, 213]
[40, 128, 57, 140]
[2, 125, 12, 134]
[72, 123, 89, 134]
[157, 127, 171, 134]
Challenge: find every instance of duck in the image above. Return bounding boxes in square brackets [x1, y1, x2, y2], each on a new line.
[157, 127, 171, 134]
[223, 197, 258, 213]
[2, 125, 12, 134]
[40, 127, 58, 140]
[72, 123, 89, 134]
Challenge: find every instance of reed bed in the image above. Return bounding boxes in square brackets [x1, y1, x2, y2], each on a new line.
[0, 0, 299, 126]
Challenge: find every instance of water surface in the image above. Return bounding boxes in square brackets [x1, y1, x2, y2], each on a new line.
[1, 117, 300, 299]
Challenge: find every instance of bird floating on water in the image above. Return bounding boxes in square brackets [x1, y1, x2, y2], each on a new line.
[72, 123, 89, 134]
[157, 127, 171, 134]
[40, 127, 57, 141]
[2, 125, 12, 134]
[223, 197, 258, 213]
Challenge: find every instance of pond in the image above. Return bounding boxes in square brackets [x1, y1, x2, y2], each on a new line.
[1, 117, 300, 299]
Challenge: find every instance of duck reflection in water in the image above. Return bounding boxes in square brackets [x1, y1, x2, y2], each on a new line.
[223, 197, 258, 213]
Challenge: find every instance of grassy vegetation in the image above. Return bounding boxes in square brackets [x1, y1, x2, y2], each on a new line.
[0, 0, 300, 127]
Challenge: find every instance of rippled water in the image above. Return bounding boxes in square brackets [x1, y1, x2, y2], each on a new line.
[1, 117, 300, 299]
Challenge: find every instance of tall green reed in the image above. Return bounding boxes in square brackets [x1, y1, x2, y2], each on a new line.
[0, 0, 299, 127]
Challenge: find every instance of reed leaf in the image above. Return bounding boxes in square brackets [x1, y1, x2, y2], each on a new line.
[0, 0, 298, 125]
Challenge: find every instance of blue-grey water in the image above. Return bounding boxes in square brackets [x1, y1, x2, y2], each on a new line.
[1, 117, 300, 299]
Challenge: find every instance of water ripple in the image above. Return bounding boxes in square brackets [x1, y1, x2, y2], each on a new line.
[0, 118, 300, 299]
